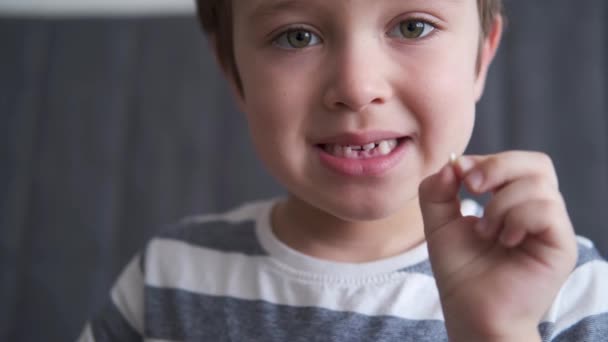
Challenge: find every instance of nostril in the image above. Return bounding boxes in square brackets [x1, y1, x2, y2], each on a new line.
[371, 97, 385, 105]
[323, 80, 391, 113]
[332, 101, 371, 113]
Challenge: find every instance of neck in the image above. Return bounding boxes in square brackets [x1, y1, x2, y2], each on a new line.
[271, 195, 425, 263]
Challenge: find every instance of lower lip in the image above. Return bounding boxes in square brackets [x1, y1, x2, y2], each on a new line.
[316, 139, 409, 177]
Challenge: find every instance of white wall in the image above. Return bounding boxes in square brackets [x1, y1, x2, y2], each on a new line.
[0, 0, 195, 16]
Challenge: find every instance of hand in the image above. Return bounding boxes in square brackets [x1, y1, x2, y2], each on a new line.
[419, 151, 578, 342]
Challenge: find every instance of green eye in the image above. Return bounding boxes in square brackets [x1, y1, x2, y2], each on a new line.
[275, 28, 321, 49]
[400, 21, 425, 38]
[389, 19, 435, 40]
[287, 30, 312, 48]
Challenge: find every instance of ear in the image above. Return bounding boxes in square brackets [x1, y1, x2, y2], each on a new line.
[473, 16, 503, 102]
[207, 35, 247, 111]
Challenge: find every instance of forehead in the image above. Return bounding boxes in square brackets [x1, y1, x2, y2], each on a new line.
[234, 0, 472, 21]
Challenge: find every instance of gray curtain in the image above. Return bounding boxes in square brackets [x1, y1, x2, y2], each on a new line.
[1, 1, 606, 341]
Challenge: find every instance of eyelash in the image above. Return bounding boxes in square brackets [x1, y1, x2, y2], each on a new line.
[387, 18, 438, 40]
[272, 17, 439, 50]
[272, 25, 323, 50]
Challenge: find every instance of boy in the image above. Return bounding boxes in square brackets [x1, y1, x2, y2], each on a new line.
[79, 0, 608, 341]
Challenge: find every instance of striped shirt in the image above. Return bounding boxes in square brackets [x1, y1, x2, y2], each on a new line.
[78, 199, 608, 341]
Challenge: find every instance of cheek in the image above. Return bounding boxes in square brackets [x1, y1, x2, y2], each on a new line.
[243, 82, 304, 145]
[404, 54, 478, 168]
[238, 59, 314, 174]
[238, 48, 321, 141]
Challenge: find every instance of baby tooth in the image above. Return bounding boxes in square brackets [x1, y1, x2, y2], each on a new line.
[378, 140, 391, 155]
[363, 143, 375, 151]
[344, 146, 357, 159]
[332, 145, 343, 157]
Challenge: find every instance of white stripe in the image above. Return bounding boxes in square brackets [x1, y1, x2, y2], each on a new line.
[76, 323, 95, 342]
[546, 260, 608, 336]
[181, 199, 275, 225]
[254, 200, 431, 277]
[147, 239, 444, 321]
[576, 235, 594, 249]
[0, 0, 194, 17]
[110, 255, 145, 335]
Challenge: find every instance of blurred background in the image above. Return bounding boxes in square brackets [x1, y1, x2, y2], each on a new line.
[1, 0, 606, 341]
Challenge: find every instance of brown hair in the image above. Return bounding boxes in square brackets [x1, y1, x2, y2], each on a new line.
[197, 0, 503, 92]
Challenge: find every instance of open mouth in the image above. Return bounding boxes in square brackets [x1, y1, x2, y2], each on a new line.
[318, 137, 408, 159]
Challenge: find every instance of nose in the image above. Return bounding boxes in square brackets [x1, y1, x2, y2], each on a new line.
[322, 43, 393, 113]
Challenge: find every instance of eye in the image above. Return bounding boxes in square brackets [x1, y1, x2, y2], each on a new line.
[274, 28, 322, 49]
[388, 19, 435, 39]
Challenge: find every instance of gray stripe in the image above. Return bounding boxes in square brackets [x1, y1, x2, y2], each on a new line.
[397, 260, 434, 277]
[552, 312, 608, 342]
[90, 299, 141, 342]
[158, 219, 268, 256]
[139, 251, 145, 274]
[538, 322, 555, 342]
[576, 241, 605, 268]
[144, 286, 448, 342]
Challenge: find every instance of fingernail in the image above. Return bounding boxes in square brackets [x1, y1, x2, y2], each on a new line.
[457, 156, 475, 173]
[466, 171, 484, 191]
[449, 152, 458, 165]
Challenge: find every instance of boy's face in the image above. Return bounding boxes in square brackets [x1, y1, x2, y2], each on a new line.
[229, 0, 499, 221]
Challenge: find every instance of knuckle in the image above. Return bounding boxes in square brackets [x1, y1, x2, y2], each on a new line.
[481, 156, 503, 177]
[527, 175, 546, 189]
[534, 152, 555, 171]
[533, 199, 563, 226]
[531, 152, 559, 187]
[528, 176, 555, 196]
[532, 150, 550, 162]
[534, 198, 555, 213]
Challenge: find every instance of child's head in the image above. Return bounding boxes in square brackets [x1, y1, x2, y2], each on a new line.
[196, 1, 503, 222]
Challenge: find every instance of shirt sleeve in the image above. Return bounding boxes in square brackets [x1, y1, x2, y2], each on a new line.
[76, 254, 145, 342]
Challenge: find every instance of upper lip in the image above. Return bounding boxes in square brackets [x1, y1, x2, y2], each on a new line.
[315, 131, 408, 146]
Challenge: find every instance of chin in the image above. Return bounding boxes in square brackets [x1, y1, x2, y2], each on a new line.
[318, 191, 414, 223]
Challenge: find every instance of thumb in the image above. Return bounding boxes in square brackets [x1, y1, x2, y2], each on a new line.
[418, 161, 463, 237]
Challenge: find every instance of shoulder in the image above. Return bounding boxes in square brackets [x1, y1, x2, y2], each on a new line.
[152, 199, 273, 256]
[541, 236, 608, 340]
[140, 199, 275, 273]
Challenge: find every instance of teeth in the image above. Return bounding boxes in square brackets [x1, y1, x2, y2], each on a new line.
[378, 140, 391, 155]
[363, 143, 376, 151]
[344, 146, 357, 158]
[332, 144, 343, 157]
[324, 139, 399, 158]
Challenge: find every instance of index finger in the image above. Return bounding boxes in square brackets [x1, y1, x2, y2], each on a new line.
[453, 151, 559, 195]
